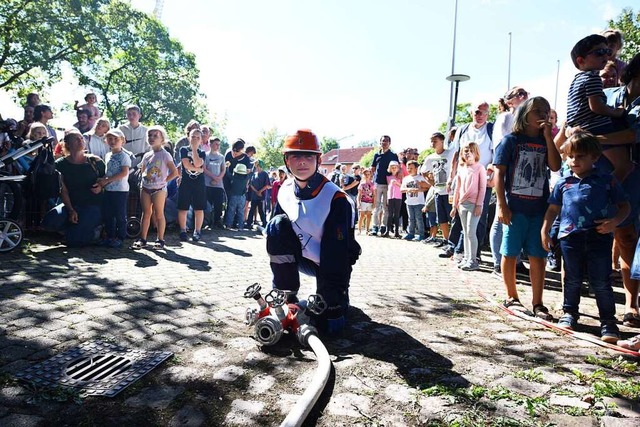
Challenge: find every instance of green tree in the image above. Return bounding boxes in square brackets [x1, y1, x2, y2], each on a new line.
[358, 148, 376, 168]
[72, 1, 204, 133]
[255, 127, 285, 169]
[0, 0, 109, 92]
[320, 137, 339, 154]
[608, 8, 640, 63]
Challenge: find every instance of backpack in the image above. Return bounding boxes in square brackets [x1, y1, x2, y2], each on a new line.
[27, 144, 60, 200]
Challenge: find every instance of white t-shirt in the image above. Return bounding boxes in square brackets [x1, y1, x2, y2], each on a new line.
[450, 123, 493, 167]
[402, 174, 427, 205]
[420, 149, 455, 195]
[84, 134, 109, 160]
[492, 112, 515, 150]
[119, 123, 149, 166]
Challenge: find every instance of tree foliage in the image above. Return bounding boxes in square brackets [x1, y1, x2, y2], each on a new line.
[358, 148, 376, 168]
[0, 0, 205, 134]
[72, 1, 204, 132]
[608, 8, 640, 63]
[320, 137, 339, 154]
[0, 0, 110, 92]
[255, 127, 284, 169]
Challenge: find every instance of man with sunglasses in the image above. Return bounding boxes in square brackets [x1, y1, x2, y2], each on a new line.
[444, 102, 494, 262]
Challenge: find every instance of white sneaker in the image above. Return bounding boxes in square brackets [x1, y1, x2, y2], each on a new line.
[453, 253, 464, 263]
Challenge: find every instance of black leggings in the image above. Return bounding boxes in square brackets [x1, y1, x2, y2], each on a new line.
[386, 198, 403, 233]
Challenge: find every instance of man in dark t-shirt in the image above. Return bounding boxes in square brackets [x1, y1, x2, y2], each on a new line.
[370, 135, 398, 235]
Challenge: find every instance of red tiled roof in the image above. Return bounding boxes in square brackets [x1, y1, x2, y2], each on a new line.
[321, 147, 375, 166]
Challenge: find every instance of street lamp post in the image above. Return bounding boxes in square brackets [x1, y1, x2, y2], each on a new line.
[335, 134, 354, 166]
[507, 32, 512, 91]
[446, 74, 470, 129]
[446, 0, 460, 132]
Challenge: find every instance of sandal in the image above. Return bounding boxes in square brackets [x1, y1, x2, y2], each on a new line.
[623, 312, 640, 328]
[503, 298, 526, 311]
[131, 239, 147, 249]
[533, 304, 554, 321]
[153, 239, 165, 249]
[618, 335, 640, 351]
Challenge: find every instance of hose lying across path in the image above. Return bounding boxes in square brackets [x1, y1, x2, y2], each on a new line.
[281, 333, 332, 427]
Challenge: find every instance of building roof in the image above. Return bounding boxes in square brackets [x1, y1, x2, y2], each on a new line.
[321, 147, 375, 166]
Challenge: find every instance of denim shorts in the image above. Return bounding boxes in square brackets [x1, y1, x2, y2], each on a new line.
[500, 212, 547, 258]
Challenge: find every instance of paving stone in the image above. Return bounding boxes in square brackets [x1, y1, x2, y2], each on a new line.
[124, 386, 184, 410]
[168, 405, 206, 427]
[0, 414, 44, 427]
[383, 384, 414, 402]
[248, 374, 275, 394]
[191, 347, 226, 367]
[490, 376, 551, 398]
[213, 365, 246, 382]
[602, 397, 640, 418]
[417, 396, 451, 419]
[492, 399, 529, 421]
[326, 392, 371, 417]
[549, 394, 591, 409]
[224, 399, 266, 426]
[546, 414, 595, 427]
[244, 352, 269, 366]
[601, 417, 640, 427]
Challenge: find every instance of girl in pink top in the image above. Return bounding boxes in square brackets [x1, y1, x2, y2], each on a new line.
[451, 142, 487, 271]
[385, 161, 403, 238]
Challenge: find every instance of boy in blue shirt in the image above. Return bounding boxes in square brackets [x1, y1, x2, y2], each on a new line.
[541, 132, 630, 343]
[224, 163, 250, 230]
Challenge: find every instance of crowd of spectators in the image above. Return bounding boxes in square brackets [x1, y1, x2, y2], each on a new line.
[2, 28, 640, 348]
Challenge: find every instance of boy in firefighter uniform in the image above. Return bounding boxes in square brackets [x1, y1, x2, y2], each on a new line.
[266, 129, 360, 334]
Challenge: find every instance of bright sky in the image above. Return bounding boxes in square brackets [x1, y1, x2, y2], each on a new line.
[0, 0, 634, 150]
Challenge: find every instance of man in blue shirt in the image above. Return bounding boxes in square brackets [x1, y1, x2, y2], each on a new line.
[370, 135, 398, 236]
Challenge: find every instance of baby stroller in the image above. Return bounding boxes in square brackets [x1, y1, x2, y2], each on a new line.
[0, 136, 55, 252]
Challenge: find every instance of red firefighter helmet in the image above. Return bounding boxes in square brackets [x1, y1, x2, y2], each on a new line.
[282, 129, 321, 154]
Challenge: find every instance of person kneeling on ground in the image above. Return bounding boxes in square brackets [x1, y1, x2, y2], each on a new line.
[266, 129, 361, 334]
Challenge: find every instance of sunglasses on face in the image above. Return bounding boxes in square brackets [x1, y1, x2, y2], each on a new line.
[588, 48, 613, 57]
[508, 90, 528, 100]
[473, 110, 488, 116]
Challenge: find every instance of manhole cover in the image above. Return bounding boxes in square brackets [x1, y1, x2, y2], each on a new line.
[16, 340, 173, 397]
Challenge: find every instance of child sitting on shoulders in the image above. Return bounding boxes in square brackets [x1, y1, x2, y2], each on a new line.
[542, 131, 630, 343]
[74, 92, 101, 129]
[567, 34, 626, 180]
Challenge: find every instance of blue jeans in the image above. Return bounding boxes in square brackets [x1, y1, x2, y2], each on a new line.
[103, 191, 128, 240]
[42, 203, 103, 247]
[406, 204, 424, 238]
[225, 194, 245, 227]
[561, 230, 616, 322]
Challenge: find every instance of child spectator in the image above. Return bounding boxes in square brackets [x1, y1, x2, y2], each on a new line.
[84, 118, 110, 159]
[450, 142, 487, 271]
[542, 132, 629, 342]
[401, 160, 429, 241]
[26, 93, 40, 108]
[271, 167, 287, 212]
[385, 160, 403, 238]
[494, 96, 562, 318]
[421, 132, 455, 246]
[225, 163, 250, 230]
[423, 186, 438, 243]
[247, 159, 270, 228]
[133, 126, 179, 249]
[203, 137, 226, 229]
[97, 129, 132, 248]
[119, 105, 149, 167]
[74, 92, 101, 129]
[567, 34, 626, 180]
[357, 168, 375, 235]
[177, 128, 206, 242]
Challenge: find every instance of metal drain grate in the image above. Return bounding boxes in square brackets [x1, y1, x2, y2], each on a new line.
[16, 340, 173, 397]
